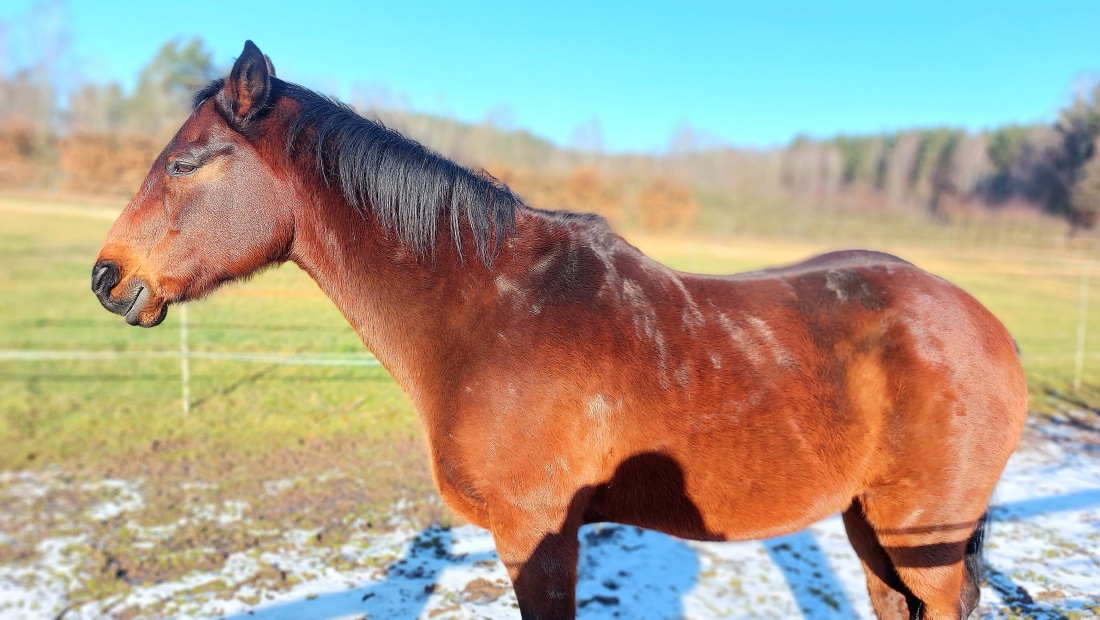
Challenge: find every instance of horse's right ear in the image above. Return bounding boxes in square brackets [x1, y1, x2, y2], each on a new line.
[224, 40, 272, 123]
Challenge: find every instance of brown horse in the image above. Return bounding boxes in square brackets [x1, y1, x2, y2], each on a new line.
[92, 41, 1027, 619]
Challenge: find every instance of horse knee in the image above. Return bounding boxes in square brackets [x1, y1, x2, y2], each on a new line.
[890, 514, 987, 618]
[496, 531, 579, 619]
[842, 501, 914, 619]
[490, 506, 582, 619]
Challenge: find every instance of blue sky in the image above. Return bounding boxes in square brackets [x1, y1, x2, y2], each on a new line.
[3, 1, 1098, 152]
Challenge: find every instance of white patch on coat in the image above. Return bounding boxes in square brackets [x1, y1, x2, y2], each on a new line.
[825, 270, 848, 300]
[495, 276, 527, 300]
[668, 273, 705, 330]
[675, 364, 691, 387]
[622, 278, 646, 308]
[587, 394, 614, 420]
[528, 247, 562, 276]
[544, 456, 570, 477]
[526, 248, 565, 316]
[581, 230, 624, 301]
[622, 279, 670, 388]
[748, 316, 795, 367]
[496, 275, 536, 314]
[586, 394, 622, 448]
[716, 311, 766, 367]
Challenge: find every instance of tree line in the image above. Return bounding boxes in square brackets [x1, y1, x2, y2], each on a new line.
[776, 87, 1100, 230]
[2, 28, 1099, 233]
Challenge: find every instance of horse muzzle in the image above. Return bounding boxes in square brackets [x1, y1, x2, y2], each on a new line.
[91, 260, 168, 328]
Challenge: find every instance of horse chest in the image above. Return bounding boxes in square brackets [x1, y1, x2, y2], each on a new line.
[430, 451, 491, 529]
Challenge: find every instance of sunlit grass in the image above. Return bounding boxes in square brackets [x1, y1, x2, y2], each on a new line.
[1, 196, 1097, 473]
[0, 197, 412, 470]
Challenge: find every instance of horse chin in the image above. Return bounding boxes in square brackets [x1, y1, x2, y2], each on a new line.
[124, 286, 169, 328]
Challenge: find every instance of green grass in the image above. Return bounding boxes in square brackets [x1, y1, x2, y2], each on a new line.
[0, 196, 416, 472]
[0, 198, 446, 603]
[2, 194, 1099, 611]
[1, 195, 1098, 474]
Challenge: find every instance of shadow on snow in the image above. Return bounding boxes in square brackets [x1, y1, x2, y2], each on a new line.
[223, 488, 1100, 620]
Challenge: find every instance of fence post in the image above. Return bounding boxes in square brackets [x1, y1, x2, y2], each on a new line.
[1074, 263, 1090, 393]
[180, 304, 191, 414]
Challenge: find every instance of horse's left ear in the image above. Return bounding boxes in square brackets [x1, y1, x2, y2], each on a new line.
[225, 40, 272, 122]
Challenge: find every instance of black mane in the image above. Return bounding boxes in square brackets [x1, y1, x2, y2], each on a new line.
[194, 78, 518, 265]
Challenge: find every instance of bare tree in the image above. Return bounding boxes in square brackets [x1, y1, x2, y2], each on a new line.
[126, 37, 219, 136]
[570, 116, 604, 158]
[1070, 136, 1100, 230]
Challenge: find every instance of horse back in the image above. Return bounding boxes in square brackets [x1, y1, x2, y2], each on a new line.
[439, 234, 1026, 541]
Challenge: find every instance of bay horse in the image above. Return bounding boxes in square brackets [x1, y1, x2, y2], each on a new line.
[92, 41, 1027, 619]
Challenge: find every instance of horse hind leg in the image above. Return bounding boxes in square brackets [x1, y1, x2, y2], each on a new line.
[843, 499, 918, 619]
[858, 494, 988, 620]
[959, 512, 987, 617]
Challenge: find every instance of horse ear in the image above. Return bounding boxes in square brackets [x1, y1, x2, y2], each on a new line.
[226, 40, 272, 122]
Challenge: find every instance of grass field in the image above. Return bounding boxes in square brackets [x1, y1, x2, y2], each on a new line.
[2, 194, 1099, 474]
[1, 194, 1099, 614]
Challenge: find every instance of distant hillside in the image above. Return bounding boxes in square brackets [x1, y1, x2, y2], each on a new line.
[4, 36, 1100, 237]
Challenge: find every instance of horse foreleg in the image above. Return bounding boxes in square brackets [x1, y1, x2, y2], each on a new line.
[489, 501, 583, 620]
[843, 499, 918, 619]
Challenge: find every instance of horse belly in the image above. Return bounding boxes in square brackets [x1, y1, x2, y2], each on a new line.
[683, 454, 863, 541]
[584, 420, 870, 542]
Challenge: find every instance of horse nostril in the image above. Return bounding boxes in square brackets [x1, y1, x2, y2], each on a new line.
[92, 260, 120, 297]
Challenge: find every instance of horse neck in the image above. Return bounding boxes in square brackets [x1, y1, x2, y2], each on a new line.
[288, 189, 494, 406]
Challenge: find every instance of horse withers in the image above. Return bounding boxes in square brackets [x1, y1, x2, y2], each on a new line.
[92, 41, 1027, 619]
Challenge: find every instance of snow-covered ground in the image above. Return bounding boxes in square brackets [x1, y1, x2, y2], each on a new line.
[1, 420, 1098, 619]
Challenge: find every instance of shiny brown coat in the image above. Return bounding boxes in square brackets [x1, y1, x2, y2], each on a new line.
[93, 42, 1028, 620]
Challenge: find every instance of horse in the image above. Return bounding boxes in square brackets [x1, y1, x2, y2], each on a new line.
[92, 41, 1027, 619]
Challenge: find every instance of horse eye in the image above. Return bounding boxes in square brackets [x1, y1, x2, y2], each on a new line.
[170, 161, 198, 176]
